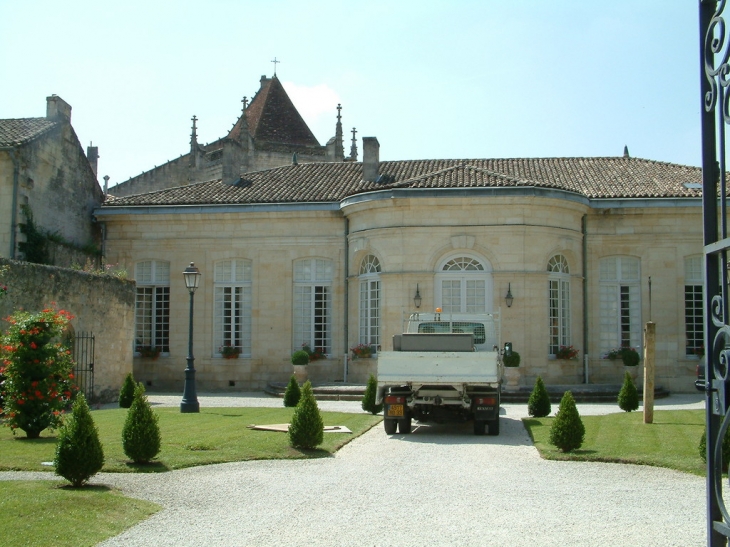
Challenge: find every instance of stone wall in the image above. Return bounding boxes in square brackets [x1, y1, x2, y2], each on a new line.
[0, 258, 135, 402]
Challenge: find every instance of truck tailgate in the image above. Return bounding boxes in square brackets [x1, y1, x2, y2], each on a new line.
[377, 351, 500, 384]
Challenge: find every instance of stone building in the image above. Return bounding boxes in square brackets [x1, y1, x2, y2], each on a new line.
[95, 138, 704, 394]
[0, 95, 104, 265]
[109, 74, 353, 197]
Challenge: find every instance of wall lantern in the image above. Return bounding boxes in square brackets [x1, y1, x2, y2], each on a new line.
[505, 283, 514, 308]
[414, 284, 422, 309]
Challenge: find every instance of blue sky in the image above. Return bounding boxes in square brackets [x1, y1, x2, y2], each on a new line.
[0, 1, 703, 185]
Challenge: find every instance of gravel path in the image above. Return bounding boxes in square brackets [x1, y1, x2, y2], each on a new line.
[1, 393, 709, 546]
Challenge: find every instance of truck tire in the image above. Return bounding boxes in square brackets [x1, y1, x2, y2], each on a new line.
[487, 417, 500, 436]
[398, 417, 412, 434]
[384, 419, 397, 435]
[473, 420, 486, 435]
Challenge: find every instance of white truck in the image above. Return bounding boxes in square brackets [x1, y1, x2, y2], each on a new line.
[376, 312, 503, 436]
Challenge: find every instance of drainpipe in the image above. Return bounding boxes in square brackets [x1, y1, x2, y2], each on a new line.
[582, 214, 589, 384]
[2, 147, 21, 259]
[343, 217, 350, 382]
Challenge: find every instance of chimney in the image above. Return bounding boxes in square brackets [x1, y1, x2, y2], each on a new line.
[46, 95, 72, 122]
[362, 137, 380, 182]
[87, 142, 99, 176]
[221, 138, 240, 185]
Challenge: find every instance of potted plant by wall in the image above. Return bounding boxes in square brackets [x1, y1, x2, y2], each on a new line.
[137, 346, 160, 360]
[219, 345, 241, 359]
[291, 349, 309, 384]
[350, 343, 374, 359]
[502, 350, 521, 390]
[555, 345, 579, 360]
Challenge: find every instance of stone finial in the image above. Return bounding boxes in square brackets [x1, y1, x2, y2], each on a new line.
[350, 128, 358, 161]
[334, 104, 344, 161]
[623, 145, 630, 158]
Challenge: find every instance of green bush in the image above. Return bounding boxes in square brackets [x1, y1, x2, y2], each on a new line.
[54, 393, 104, 487]
[122, 383, 161, 464]
[528, 376, 551, 418]
[361, 374, 383, 415]
[283, 375, 301, 407]
[288, 381, 323, 449]
[699, 427, 730, 472]
[549, 391, 585, 453]
[617, 371, 639, 412]
[291, 350, 309, 366]
[118, 373, 136, 409]
[503, 351, 520, 367]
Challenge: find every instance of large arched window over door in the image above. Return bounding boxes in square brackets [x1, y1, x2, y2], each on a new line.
[358, 255, 381, 347]
[436, 255, 492, 313]
[548, 255, 571, 356]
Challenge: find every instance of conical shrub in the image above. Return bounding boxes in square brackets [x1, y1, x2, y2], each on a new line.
[118, 372, 136, 408]
[549, 391, 585, 453]
[528, 376, 551, 418]
[288, 381, 323, 449]
[361, 374, 383, 415]
[617, 371, 639, 412]
[122, 383, 161, 464]
[283, 374, 301, 407]
[54, 393, 104, 487]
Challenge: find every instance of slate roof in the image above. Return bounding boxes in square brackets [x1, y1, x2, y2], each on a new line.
[102, 156, 704, 207]
[0, 117, 58, 147]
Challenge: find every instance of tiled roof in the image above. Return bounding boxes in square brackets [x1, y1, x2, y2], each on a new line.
[102, 156, 704, 207]
[0, 117, 58, 147]
[228, 76, 322, 149]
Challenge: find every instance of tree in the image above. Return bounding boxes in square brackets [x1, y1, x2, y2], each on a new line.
[549, 391, 585, 453]
[54, 393, 104, 487]
[288, 381, 323, 449]
[617, 371, 639, 412]
[361, 374, 383, 414]
[118, 372, 136, 408]
[528, 376, 551, 418]
[283, 374, 301, 407]
[122, 383, 161, 464]
[0, 307, 77, 438]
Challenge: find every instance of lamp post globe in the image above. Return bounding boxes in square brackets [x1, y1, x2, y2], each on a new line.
[181, 262, 201, 413]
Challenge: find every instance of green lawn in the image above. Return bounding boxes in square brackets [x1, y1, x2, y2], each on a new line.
[0, 406, 381, 546]
[523, 409, 706, 475]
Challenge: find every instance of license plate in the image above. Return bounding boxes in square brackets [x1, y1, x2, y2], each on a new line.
[388, 404, 404, 417]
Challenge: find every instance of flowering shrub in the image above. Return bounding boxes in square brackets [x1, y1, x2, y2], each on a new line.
[350, 343, 374, 359]
[136, 346, 161, 359]
[604, 346, 641, 366]
[219, 345, 241, 359]
[1, 307, 78, 438]
[301, 344, 326, 361]
[555, 345, 579, 360]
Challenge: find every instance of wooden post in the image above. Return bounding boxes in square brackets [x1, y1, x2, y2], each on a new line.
[643, 322, 656, 424]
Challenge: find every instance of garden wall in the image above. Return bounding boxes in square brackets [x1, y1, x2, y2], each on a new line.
[0, 258, 135, 402]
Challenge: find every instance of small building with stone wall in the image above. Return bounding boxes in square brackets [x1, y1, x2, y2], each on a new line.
[0, 96, 104, 266]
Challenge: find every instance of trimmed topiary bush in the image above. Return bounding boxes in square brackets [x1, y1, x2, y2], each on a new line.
[54, 393, 104, 487]
[503, 350, 520, 368]
[118, 372, 136, 409]
[528, 376, 551, 418]
[122, 383, 161, 464]
[291, 350, 309, 366]
[549, 391, 585, 453]
[283, 374, 301, 407]
[288, 381, 323, 449]
[361, 374, 383, 415]
[617, 371, 639, 412]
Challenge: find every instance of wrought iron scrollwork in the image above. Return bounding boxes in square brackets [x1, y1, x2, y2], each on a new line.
[705, 0, 730, 122]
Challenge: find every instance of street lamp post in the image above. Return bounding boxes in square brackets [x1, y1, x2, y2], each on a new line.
[180, 262, 201, 413]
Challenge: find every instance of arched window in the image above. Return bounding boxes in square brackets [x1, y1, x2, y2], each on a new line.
[599, 256, 641, 354]
[214, 259, 252, 358]
[436, 255, 491, 313]
[134, 260, 170, 354]
[359, 255, 381, 347]
[293, 258, 333, 354]
[548, 255, 571, 356]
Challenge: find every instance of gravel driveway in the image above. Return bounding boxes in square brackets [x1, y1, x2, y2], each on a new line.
[2, 394, 708, 546]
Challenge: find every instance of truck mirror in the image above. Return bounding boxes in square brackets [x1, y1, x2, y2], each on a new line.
[504, 342, 512, 356]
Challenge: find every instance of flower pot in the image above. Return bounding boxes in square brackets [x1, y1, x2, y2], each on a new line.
[293, 364, 308, 384]
[624, 365, 639, 383]
[504, 367, 520, 391]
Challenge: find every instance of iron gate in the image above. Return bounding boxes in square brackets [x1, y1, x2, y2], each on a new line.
[701, 1, 730, 544]
[71, 332, 94, 401]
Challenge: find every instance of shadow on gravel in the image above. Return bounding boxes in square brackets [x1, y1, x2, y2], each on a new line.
[384, 416, 534, 447]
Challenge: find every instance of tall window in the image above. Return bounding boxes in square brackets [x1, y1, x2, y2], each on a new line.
[135, 260, 170, 353]
[548, 255, 571, 355]
[436, 255, 491, 313]
[599, 256, 641, 354]
[214, 259, 252, 358]
[293, 258, 333, 354]
[359, 255, 381, 347]
[685, 256, 704, 356]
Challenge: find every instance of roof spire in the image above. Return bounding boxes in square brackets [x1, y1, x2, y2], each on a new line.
[623, 145, 630, 158]
[335, 103, 344, 161]
[271, 57, 280, 76]
[190, 115, 199, 151]
[350, 127, 358, 161]
[241, 96, 248, 114]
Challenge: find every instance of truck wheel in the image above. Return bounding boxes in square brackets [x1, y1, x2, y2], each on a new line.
[398, 417, 412, 434]
[473, 420, 486, 435]
[384, 419, 397, 435]
[487, 418, 500, 436]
